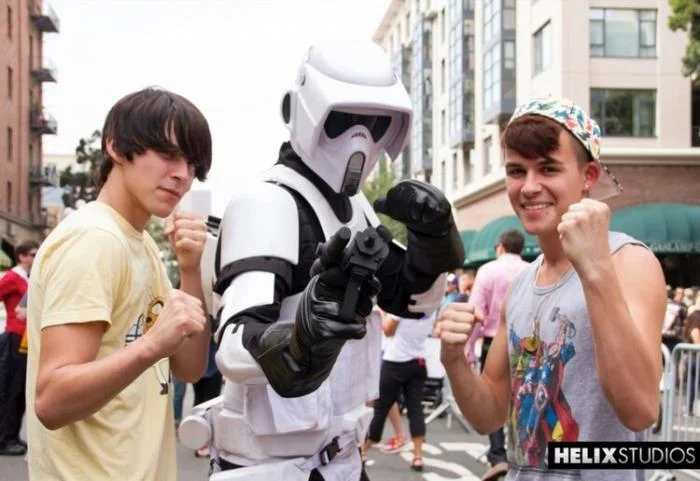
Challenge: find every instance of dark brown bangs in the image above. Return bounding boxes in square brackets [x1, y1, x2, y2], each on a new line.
[501, 115, 564, 161]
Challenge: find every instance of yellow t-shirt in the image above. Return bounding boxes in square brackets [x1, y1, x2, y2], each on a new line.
[26, 201, 176, 481]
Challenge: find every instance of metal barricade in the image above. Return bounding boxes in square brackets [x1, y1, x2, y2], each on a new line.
[651, 343, 700, 481]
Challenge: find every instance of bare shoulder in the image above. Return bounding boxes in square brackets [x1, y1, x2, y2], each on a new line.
[612, 244, 666, 311]
[612, 243, 662, 276]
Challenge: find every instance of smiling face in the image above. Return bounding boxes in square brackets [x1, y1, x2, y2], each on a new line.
[502, 117, 600, 237]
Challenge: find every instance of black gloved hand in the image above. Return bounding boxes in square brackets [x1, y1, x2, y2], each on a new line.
[374, 179, 453, 237]
[289, 229, 381, 372]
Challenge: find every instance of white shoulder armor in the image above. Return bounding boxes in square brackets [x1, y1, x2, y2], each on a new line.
[218, 181, 300, 268]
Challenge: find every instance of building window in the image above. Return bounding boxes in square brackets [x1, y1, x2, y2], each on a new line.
[484, 136, 493, 176]
[483, 44, 501, 109]
[590, 89, 656, 137]
[7, 128, 12, 162]
[441, 109, 446, 143]
[463, 150, 473, 184]
[452, 153, 458, 190]
[441, 8, 446, 43]
[590, 9, 656, 58]
[503, 0, 516, 30]
[504, 40, 515, 70]
[7, 6, 11, 40]
[441, 58, 446, 94]
[441, 159, 446, 191]
[483, 0, 501, 43]
[533, 21, 552, 74]
[6, 181, 11, 214]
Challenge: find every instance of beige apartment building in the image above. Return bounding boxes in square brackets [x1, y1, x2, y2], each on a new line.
[0, 0, 59, 252]
[375, 0, 700, 286]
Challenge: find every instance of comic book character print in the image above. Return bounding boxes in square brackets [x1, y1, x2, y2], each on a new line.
[125, 296, 170, 394]
[509, 307, 580, 467]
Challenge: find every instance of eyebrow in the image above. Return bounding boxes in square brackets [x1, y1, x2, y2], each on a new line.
[505, 155, 564, 168]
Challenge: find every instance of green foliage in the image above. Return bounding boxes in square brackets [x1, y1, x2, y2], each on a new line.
[60, 130, 102, 207]
[145, 217, 180, 286]
[669, 0, 700, 84]
[362, 156, 407, 246]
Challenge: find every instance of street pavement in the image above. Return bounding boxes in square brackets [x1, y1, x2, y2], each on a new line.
[1, 384, 698, 480]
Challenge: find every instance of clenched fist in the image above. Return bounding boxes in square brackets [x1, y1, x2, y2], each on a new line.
[143, 289, 207, 359]
[436, 303, 483, 365]
[164, 212, 207, 272]
[557, 198, 611, 277]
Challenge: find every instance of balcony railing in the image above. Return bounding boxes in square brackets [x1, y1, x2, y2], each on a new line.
[30, 109, 58, 135]
[31, 57, 57, 83]
[31, 2, 60, 33]
[29, 163, 60, 187]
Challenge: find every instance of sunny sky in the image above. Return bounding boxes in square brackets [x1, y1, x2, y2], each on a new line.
[41, 0, 391, 215]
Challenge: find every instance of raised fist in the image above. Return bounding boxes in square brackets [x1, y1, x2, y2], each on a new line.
[374, 180, 452, 237]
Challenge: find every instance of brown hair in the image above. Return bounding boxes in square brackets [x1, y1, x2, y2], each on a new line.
[501, 115, 590, 166]
[16, 240, 39, 258]
[99, 87, 212, 187]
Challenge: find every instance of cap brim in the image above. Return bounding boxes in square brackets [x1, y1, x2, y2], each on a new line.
[589, 162, 623, 201]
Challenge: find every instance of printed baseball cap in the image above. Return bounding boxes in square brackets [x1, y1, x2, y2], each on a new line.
[509, 96, 623, 200]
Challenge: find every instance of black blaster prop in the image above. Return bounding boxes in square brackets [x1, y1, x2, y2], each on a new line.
[311, 226, 390, 322]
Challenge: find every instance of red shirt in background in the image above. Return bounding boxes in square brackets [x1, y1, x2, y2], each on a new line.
[0, 266, 29, 335]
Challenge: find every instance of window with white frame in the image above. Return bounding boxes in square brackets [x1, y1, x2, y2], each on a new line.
[483, 44, 501, 109]
[590, 88, 656, 137]
[589, 8, 656, 58]
[483, 136, 493, 176]
[504, 40, 515, 70]
[483, 0, 501, 43]
[533, 21, 552, 75]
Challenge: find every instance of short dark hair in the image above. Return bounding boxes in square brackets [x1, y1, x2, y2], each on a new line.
[99, 87, 212, 187]
[498, 229, 525, 255]
[501, 115, 590, 167]
[16, 240, 39, 258]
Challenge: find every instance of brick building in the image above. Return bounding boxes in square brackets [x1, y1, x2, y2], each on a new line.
[0, 0, 59, 254]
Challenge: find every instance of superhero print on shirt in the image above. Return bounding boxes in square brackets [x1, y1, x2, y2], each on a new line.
[124, 296, 170, 395]
[508, 307, 580, 468]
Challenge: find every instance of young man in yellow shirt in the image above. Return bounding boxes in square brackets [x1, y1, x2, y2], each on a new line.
[26, 87, 213, 481]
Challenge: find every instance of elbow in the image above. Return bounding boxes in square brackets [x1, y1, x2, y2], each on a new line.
[35, 394, 64, 431]
[619, 399, 658, 432]
[173, 363, 207, 384]
[605, 383, 659, 432]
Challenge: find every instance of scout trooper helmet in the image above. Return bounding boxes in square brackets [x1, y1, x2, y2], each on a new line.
[281, 40, 412, 196]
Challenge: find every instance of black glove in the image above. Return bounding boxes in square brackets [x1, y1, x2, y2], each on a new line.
[289, 229, 381, 372]
[374, 180, 465, 274]
[374, 179, 453, 237]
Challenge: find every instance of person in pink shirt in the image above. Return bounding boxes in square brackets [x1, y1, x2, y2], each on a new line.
[464, 228, 529, 479]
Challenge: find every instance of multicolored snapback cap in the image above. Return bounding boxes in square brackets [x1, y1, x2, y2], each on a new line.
[509, 96, 623, 200]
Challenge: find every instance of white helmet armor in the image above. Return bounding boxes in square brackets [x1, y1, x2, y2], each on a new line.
[281, 40, 413, 196]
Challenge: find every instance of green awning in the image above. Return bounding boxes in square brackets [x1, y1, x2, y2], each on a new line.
[610, 203, 700, 254]
[459, 230, 476, 257]
[464, 215, 540, 267]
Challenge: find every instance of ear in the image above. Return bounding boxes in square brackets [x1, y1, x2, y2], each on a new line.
[106, 139, 125, 166]
[583, 160, 601, 190]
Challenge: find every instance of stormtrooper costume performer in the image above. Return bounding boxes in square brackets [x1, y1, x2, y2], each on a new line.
[180, 40, 465, 481]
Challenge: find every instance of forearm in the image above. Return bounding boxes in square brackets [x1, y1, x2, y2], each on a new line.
[582, 263, 660, 429]
[443, 355, 508, 434]
[170, 267, 210, 382]
[36, 337, 158, 430]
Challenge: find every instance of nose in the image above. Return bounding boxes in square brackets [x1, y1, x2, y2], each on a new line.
[521, 170, 542, 197]
[170, 157, 193, 181]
